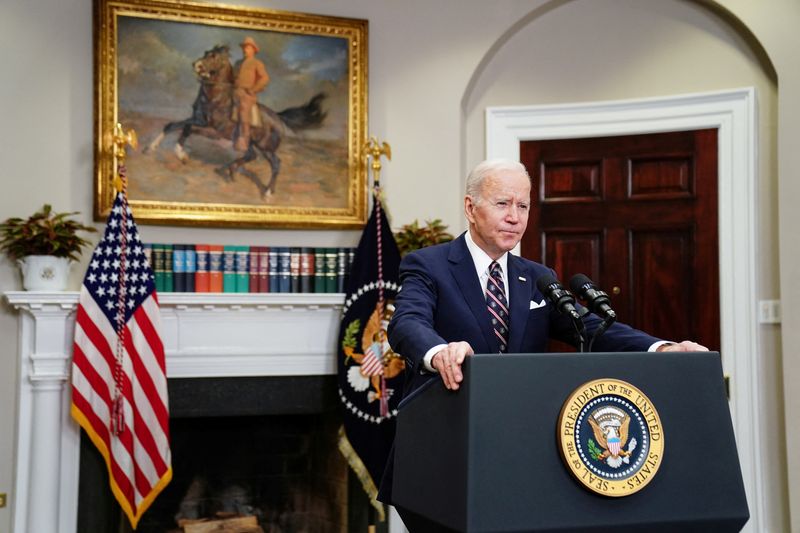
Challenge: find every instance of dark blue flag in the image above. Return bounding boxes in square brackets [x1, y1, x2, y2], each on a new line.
[337, 194, 403, 520]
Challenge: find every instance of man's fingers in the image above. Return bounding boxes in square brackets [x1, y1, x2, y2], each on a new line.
[451, 357, 463, 386]
[434, 350, 452, 389]
[662, 340, 709, 352]
[434, 342, 474, 390]
[444, 357, 459, 390]
[679, 340, 708, 351]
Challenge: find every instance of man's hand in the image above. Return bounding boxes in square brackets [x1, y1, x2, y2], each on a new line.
[657, 340, 708, 352]
[431, 341, 474, 390]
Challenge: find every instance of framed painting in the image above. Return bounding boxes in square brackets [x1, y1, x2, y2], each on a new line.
[94, 0, 368, 228]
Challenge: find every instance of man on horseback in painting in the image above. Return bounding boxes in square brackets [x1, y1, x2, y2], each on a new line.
[234, 37, 269, 152]
[146, 41, 327, 199]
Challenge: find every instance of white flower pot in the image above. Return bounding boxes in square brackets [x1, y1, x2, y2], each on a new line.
[17, 255, 72, 291]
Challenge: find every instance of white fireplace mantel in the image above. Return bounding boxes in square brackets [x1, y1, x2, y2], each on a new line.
[5, 290, 344, 533]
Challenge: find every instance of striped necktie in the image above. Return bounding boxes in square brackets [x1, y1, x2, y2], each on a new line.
[486, 261, 509, 353]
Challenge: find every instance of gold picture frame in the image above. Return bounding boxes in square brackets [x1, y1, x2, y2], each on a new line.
[94, 0, 368, 228]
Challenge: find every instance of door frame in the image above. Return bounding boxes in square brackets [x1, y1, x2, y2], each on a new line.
[486, 88, 763, 532]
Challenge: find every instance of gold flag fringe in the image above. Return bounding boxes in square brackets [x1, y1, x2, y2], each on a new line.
[337, 425, 386, 522]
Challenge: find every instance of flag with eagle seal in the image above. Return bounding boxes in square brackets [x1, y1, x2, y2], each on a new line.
[337, 193, 403, 520]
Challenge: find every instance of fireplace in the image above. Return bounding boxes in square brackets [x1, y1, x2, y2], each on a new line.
[5, 292, 390, 533]
[79, 377, 349, 532]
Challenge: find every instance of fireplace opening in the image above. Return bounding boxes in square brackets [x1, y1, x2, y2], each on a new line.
[77, 376, 386, 532]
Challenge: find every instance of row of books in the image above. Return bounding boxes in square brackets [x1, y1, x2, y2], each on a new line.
[144, 245, 356, 293]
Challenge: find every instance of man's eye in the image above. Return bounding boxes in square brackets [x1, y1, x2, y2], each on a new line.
[496, 201, 508, 207]
[519, 204, 529, 211]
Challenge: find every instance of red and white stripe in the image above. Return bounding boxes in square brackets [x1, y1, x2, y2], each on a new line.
[360, 344, 385, 376]
[608, 439, 621, 456]
[71, 286, 171, 529]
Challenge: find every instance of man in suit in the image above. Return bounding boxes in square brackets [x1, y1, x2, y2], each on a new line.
[381, 159, 706, 527]
[389, 158, 705, 394]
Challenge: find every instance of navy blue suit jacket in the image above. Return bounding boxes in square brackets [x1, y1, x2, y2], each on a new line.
[388, 233, 661, 397]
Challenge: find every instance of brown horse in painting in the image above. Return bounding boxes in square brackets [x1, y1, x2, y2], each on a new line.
[145, 45, 326, 198]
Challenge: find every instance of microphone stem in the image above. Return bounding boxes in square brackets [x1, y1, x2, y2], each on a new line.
[588, 315, 616, 352]
[572, 315, 587, 352]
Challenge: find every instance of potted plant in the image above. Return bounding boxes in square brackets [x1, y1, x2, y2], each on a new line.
[0, 204, 97, 290]
[394, 218, 454, 257]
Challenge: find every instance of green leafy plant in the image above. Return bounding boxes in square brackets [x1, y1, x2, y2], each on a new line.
[393, 219, 454, 257]
[0, 204, 97, 261]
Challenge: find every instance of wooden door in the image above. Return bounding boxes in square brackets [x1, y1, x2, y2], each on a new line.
[520, 129, 719, 350]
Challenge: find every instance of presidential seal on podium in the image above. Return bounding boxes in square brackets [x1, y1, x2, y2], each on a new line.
[557, 378, 665, 497]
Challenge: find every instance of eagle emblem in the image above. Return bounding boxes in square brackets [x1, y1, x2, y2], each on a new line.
[341, 300, 405, 404]
[587, 406, 638, 468]
[558, 379, 664, 496]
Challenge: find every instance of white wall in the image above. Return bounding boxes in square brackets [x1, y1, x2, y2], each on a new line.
[1, 0, 799, 531]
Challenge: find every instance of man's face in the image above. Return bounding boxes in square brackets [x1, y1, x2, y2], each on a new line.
[464, 169, 531, 260]
[242, 44, 256, 58]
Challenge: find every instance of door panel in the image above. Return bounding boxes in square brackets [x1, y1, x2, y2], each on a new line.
[629, 227, 694, 341]
[544, 231, 602, 283]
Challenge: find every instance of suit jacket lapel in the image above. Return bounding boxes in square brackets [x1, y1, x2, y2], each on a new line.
[507, 255, 532, 353]
[448, 236, 495, 354]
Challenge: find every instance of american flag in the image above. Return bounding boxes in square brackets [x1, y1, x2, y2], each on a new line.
[70, 192, 171, 529]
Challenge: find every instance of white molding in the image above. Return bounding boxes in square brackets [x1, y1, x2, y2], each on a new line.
[486, 88, 763, 533]
[5, 290, 345, 309]
[6, 291, 345, 379]
[4, 291, 345, 533]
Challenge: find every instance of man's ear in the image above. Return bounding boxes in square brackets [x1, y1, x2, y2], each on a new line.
[464, 196, 476, 223]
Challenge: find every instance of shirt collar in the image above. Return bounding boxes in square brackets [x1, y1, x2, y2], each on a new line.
[465, 230, 508, 279]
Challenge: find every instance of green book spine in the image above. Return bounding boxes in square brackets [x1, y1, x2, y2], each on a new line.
[325, 248, 338, 293]
[223, 245, 237, 293]
[314, 247, 326, 293]
[163, 245, 174, 292]
[236, 245, 250, 293]
[152, 244, 165, 293]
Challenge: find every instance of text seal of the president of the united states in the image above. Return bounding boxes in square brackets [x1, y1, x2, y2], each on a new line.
[557, 378, 665, 497]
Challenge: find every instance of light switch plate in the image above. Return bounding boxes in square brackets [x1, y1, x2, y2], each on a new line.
[758, 300, 781, 324]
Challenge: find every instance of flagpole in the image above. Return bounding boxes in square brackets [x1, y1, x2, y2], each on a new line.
[362, 137, 392, 529]
[364, 138, 392, 420]
[109, 124, 138, 435]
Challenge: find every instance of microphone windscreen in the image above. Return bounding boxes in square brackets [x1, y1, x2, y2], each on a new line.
[536, 273, 560, 293]
[569, 273, 592, 295]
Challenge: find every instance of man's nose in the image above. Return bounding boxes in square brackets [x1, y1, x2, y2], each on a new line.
[505, 204, 521, 223]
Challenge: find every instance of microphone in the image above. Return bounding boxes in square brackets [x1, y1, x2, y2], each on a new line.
[536, 274, 581, 321]
[569, 274, 617, 322]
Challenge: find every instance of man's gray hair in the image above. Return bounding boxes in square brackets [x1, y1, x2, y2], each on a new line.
[465, 159, 530, 203]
